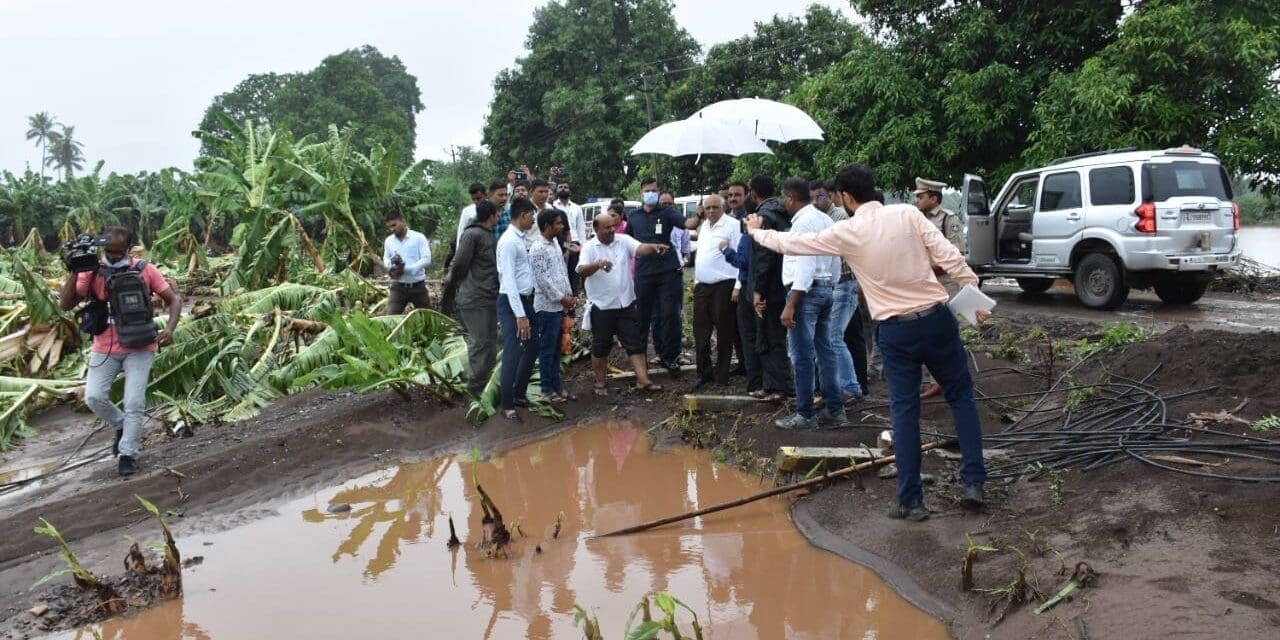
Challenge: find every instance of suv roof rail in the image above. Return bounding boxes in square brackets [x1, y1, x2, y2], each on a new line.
[1048, 147, 1139, 166]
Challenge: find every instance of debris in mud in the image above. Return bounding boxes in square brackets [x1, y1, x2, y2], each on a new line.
[11, 497, 189, 635]
[446, 515, 461, 548]
[475, 483, 512, 558]
[327, 502, 352, 514]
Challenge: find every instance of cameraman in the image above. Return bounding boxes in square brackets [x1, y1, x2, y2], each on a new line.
[383, 209, 432, 313]
[58, 227, 181, 476]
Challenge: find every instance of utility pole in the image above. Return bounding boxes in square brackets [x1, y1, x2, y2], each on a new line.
[640, 73, 661, 184]
[447, 145, 463, 212]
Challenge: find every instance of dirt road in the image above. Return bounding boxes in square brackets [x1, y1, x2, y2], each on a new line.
[985, 281, 1280, 333]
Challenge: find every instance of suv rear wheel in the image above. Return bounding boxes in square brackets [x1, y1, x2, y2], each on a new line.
[1074, 253, 1129, 310]
[1016, 278, 1054, 294]
[1154, 278, 1208, 305]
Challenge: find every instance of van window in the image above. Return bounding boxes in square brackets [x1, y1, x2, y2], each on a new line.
[1088, 167, 1134, 205]
[1143, 162, 1232, 201]
[966, 180, 989, 216]
[1040, 172, 1081, 211]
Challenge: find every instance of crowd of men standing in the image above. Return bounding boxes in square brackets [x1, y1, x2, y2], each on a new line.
[382, 162, 988, 521]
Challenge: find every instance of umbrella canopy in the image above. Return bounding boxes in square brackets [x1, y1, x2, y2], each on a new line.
[696, 98, 824, 143]
[629, 115, 773, 159]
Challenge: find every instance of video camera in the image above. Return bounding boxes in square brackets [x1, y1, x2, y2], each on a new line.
[62, 234, 111, 273]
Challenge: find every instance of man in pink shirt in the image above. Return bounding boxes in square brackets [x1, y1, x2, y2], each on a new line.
[59, 227, 182, 476]
[746, 163, 988, 521]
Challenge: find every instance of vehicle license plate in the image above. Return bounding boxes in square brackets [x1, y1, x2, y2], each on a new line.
[1184, 211, 1211, 223]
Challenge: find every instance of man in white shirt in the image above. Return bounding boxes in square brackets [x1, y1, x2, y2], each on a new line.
[495, 198, 540, 423]
[775, 178, 846, 431]
[382, 210, 432, 314]
[577, 212, 670, 396]
[551, 181, 586, 294]
[692, 194, 741, 388]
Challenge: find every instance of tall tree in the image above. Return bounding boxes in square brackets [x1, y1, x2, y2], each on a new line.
[666, 4, 859, 191]
[1024, 0, 1280, 191]
[45, 125, 86, 180]
[197, 46, 424, 161]
[482, 0, 700, 197]
[25, 112, 59, 180]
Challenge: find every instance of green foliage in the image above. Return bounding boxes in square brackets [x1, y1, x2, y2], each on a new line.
[1026, 0, 1280, 192]
[1075, 322, 1152, 357]
[1250, 415, 1280, 432]
[667, 5, 858, 191]
[793, 1, 1280, 195]
[199, 46, 424, 160]
[32, 517, 100, 589]
[482, 0, 700, 197]
[290, 310, 466, 401]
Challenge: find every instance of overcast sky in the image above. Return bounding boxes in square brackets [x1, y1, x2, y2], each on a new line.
[0, 0, 854, 176]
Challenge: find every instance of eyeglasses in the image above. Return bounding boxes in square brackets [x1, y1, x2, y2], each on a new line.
[814, 194, 829, 201]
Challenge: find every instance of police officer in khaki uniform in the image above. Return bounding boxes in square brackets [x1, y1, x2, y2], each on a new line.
[915, 177, 966, 399]
[914, 177, 965, 252]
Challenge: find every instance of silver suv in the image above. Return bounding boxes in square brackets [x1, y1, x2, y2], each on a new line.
[960, 146, 1242, 309]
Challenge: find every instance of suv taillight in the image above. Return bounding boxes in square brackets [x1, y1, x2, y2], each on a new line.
[1135, 202, 1157, 234]
[1232, 202, 1240, 231]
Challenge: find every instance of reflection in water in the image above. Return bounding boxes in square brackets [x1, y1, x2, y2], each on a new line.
[53, 421, 946, 639]
[1238, 226, 1280, 267]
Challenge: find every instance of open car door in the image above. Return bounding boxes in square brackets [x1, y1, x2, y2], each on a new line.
[961, 173, 993, 267]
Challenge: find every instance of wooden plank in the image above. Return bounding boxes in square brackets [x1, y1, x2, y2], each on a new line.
[684, 394, 760, 412]
[775, 446, 886, 473]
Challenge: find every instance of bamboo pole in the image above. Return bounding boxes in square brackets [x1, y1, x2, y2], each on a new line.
[592, 442, 941, 539]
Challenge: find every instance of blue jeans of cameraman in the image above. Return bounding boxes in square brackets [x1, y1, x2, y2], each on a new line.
[787, 284, 842, 419]
[878, 305, 986, 508]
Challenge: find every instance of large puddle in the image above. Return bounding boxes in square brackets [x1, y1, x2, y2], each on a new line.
[54, 422, 946, 639]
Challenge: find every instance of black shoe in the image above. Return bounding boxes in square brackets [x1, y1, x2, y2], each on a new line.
[730, 366, 747, 377]
[818, 409, 849, 428]
[112, 430, 122, 457]
[118, 455, 139, 477]
[663, 361, 682, 377]
[513, 398, 531, 408]
[691, 377, 713, 392]
[887, 502, 929, 522]
[961, 484, 985, 511]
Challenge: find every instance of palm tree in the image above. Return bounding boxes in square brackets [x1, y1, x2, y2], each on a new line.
[45, 125, 86, 180]
[25, 112, 58, 180]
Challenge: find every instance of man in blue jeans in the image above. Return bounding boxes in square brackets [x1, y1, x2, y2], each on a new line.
[495, 198, 540, 423]
[529, 208, 577, 402]
[774, 178, 846, 430]
[746, 163, 988, 521]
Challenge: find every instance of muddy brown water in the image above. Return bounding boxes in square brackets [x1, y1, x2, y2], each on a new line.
[51, 422, 946, 639]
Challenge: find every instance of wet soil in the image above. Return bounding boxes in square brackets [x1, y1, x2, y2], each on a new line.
[659, 314, 1280, 638]
[2, 298, 1279, 638]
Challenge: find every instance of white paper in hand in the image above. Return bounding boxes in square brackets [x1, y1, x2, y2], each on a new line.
[948, 284, 996, 325]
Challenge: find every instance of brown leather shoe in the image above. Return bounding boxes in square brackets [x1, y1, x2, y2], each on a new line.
[920, 383, 943, 399]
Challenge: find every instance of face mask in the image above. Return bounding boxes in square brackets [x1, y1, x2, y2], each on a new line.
[642, 191, 659, 206]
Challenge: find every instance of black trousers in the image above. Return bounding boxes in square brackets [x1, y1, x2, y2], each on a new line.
[636, 269, 684, 366]
[693, 280, 737, 385]
[736, 287, 763, 393]
[387, 282, 431, 314]
[758, 298, 794, 395]
[845, 299, 869, 392]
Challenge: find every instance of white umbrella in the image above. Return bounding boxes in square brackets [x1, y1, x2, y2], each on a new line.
[629, 115, 773, 161]
[696, 98, 824, 143]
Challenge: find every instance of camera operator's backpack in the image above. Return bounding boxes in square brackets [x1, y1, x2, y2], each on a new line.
[97, 261, 157, 348]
